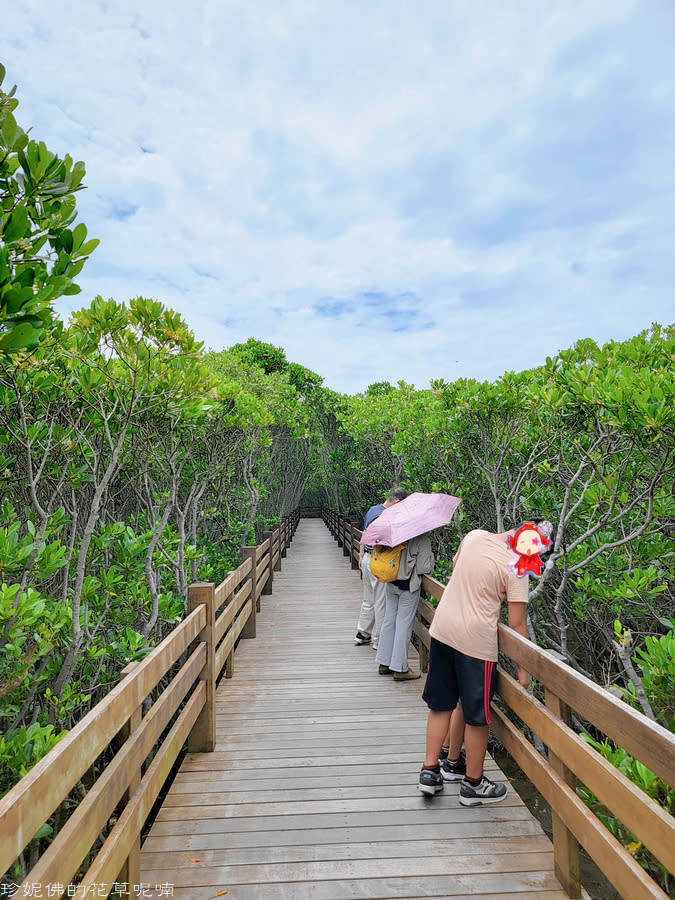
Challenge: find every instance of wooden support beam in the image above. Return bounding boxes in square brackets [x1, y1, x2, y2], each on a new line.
[274, 525, 282, 570]
[241, 546, 257, 640]
[187, 582, 216, 752]
[546, 680, 582, 898]
[262, 531, 274, 594]
[118, 662, 142, 899]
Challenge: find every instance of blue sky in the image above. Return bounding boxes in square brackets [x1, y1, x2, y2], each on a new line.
[3, 0, 674, 393]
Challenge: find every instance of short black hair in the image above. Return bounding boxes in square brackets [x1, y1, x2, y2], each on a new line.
[387, 486, 409, 503]
[529, 516, 555, 554]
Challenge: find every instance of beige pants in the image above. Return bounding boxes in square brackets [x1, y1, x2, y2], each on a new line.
[356, 551, 387, 647]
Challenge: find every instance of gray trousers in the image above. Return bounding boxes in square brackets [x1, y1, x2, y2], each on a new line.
[375, 583, 420, 673]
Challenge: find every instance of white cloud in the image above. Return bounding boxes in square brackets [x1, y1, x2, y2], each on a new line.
[3, 0, 673, 393]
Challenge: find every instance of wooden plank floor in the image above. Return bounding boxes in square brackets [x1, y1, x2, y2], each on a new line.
[141, 518, 580, 899]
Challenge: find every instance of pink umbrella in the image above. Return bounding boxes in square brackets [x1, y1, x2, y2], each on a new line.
[360, 492, 461, 547]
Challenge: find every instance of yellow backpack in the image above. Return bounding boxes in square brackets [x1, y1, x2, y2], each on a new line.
[370, 543, 407, 582]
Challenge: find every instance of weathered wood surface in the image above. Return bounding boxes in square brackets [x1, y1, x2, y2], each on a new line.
[141, 519, 583, 899]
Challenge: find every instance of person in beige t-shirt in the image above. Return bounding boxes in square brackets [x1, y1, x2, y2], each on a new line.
[430, 530, 529, 662]
[418, 521, 553, 805]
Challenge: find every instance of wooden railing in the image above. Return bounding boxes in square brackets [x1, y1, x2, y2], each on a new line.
[0, 510, 300, 898]
[324, 507, 675, 900]
[323, 506, 361, 570]
[298, 504, 323, 518]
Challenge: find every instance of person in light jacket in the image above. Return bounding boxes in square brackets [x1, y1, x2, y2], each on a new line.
[375, 532, 434, 680]
[354, 487, 409, 648]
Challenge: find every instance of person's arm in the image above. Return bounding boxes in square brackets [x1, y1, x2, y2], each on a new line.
[507, 600, 531, 688]
[408, 534, 434, 574]
[358, 544, 365, 569]
[359, 512, 371, 569]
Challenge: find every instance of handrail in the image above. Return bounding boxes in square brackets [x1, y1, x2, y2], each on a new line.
[324, 506, 675, 900]
[0, 508, 301, 897]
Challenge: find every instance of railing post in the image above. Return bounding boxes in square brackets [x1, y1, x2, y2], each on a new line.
[262, 531, 274, 594]
[281, 516, 288, 557]
[241, 546, 257, 639]
[350, 523, 360, 569]
[241, 547, 258, 638]
[418, 611, 430, 675]
[545, 650, 581, 898]
[118, 662, 142, 899]
[187, 582, 216, 752]
[274, 525, 282, 571]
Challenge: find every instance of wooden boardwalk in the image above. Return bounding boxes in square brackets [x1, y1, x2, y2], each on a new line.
[140, 519, 577, 899]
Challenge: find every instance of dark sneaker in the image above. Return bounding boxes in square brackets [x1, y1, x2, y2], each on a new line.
[441, 749, 467, 781]
[459, 774, 507, 806]
[378, 664, 394, 675]
[439, 746, 449, 763]
[393, 669, 420, 681]
[354, 631, 371, 645]
[418, 767, 444, 796]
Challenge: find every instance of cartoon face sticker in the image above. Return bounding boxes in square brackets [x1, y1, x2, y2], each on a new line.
[514, 525, 543, 556]
[506, 522, 552, 579]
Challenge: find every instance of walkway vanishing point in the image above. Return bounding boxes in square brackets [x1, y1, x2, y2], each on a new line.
[140, 518, 586, 899]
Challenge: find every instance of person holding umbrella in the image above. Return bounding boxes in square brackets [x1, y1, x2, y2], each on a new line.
[375, 533, 434, 680]
[360, 493, 462, 681]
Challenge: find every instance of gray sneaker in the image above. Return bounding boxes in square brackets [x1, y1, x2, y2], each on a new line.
[418, 767, 444, 796]
[459, 774, 507, 806]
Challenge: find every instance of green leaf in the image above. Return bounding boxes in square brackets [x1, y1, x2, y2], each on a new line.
[77, 237, 100, 257]
[58, 228, 73, 254]
[71, 222, 87, 252]
[1, 110, 18, 147]
[0, 321, 43, 351]
[3, 206, 29, 242]
[2, 286, 34, 315]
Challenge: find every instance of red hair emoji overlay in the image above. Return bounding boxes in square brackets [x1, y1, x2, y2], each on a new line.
[506, 521, 552, 579]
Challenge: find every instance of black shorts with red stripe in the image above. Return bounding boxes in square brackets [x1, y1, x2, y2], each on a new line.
[422, 637, 497, 726]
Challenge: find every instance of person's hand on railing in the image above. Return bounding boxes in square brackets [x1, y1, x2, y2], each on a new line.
[517, 665, 531, 689]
